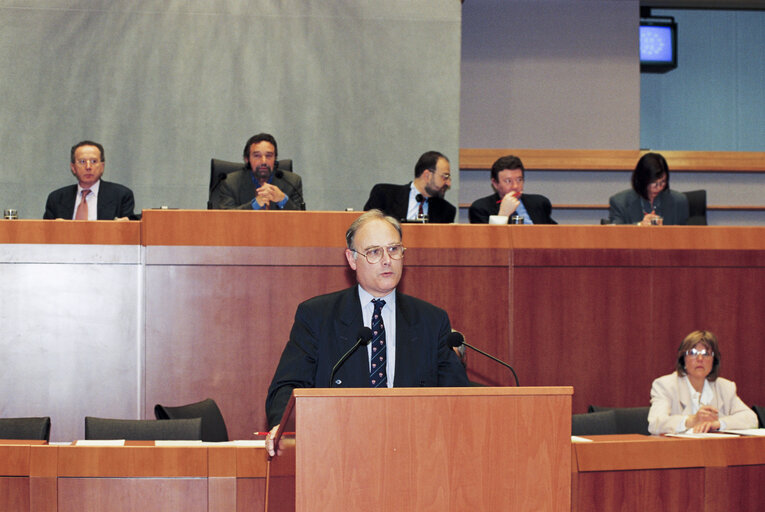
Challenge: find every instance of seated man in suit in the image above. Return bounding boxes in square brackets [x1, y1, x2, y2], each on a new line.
[264, 209, 469, 455]
[210, 133, 304, 210]
[468, 155, 556, 225]
[363, 151, 456, 223]
[44, 140, 136, 220]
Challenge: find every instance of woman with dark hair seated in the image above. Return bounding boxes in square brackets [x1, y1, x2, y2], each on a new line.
[648, 330, 757, 435]
[608, 152, 689, 225]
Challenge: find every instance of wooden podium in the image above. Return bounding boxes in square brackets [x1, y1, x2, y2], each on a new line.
[267, 386, 573, 511]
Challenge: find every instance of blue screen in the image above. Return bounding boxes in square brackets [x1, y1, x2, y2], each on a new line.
[640, 25, 673, 63]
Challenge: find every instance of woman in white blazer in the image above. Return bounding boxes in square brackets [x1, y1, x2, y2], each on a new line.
[648, 330, 757, 435]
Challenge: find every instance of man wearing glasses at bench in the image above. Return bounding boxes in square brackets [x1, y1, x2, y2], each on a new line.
[44, 140, 136, 220]
[264, 209, 468, 455]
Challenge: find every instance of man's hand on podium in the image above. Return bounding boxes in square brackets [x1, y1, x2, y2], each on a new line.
[265, 424, 281, 457]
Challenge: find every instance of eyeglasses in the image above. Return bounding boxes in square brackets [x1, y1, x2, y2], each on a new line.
[686, 348, 714, 358]
[648, 179, 667, 189]
[351, 244, 406, 264]
[75, 159, 102, 167]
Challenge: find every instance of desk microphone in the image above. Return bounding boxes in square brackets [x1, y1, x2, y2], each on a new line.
[329, 327, 373, 387]
[447, 331, 519, 386]
[274, 168, 306, 210]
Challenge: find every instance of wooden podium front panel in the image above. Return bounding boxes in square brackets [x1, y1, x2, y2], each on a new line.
[57, 479, 208, 512]
[0, 477, 29, 512]
[292, 388, 571, 512]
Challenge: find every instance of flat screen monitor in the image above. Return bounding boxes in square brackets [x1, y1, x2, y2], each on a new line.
[640, 19, 677, 73]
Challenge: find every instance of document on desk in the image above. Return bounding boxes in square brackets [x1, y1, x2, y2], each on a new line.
[718, 428, 765, 436]
[75, 440, 126, 446]
[665, 432, 739, 439]
[154, 440, 204, 446]
[571, 436, 594, 443]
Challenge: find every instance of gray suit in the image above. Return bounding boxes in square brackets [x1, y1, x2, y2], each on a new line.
[210, 168, 304, 210]
[608, 188, 689, 225]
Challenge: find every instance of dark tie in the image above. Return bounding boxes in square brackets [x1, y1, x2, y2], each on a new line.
[75, 189, 91, 220]
[416, 194, 425, 217]
[370, 299, 387, 388]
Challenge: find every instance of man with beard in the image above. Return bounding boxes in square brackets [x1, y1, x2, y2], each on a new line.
[210, 133, 304, 210]
[363, 150, 455, 223]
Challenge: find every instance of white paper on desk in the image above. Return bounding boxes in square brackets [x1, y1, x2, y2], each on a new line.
[154, 440, 204, 447]
[665, 432, 739, 439]
[571, 436, 594, 443]
[718, 428, 765, 436]
[231, 440, 266, 448]
[75, 439, 125, 446]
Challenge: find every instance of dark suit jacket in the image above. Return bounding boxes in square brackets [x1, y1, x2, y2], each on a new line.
[265, 286, 469, 427]
[468, 192, 556, 224]
[363, 183, 456, 223]
[210, 168, 304, 210]
[608, 188, 689, 225]
[43, 180, 136, 220]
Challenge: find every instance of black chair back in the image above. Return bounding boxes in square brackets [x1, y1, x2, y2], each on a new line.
[752, 405, 765, 428]
[0, 417, 51, 441]
[572, 410, 618, 436]
[588, 405, 650, 435]
[154, 398, 229, 442]
[85, 417, 202, 441]
[683, 189, 707, 225]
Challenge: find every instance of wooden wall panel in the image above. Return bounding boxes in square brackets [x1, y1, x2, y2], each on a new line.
[575, 468, 704, 512]
[0, 477, 29, 511]
[650, 265, 765, 408]
[144, 261, 355, 436]
[512, 265, 658, 412]
[57, 478, 208, 512]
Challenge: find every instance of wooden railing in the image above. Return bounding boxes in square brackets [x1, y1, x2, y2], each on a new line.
[459, 148, 765, 172]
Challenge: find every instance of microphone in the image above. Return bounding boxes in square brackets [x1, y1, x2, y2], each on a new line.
[274, 168, 306, 210]
[329, 327, 373, 387]
[447, 331, 520, 386]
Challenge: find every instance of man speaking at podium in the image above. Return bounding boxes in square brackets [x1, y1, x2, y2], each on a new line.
[265, 209, 468, 455]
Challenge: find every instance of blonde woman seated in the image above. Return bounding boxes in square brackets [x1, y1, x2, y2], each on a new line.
[648, 330, 757, 435]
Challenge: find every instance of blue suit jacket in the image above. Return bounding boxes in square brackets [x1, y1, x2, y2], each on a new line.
[44, 180, 136, 220]
[265, 286, 469, 427]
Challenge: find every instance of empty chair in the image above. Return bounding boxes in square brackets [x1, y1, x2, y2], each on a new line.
[753, 405, 765, 428]
[682, 189, 707, 225]
[572, 410, 618, 436]
[0, 417, 51, 441]
[85, 417, 202, 441]
[588, 405, 650, 435]
[154, 398, 229, 442]
[208, 158, 293, 209]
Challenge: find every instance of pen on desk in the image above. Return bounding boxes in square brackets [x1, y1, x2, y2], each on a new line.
[254, 431, 295, 436]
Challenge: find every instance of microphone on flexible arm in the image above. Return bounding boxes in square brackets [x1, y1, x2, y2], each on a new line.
[447, 331, 520, 386]
[329, 327, 373, 387]
[274, 165, 306, 210]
